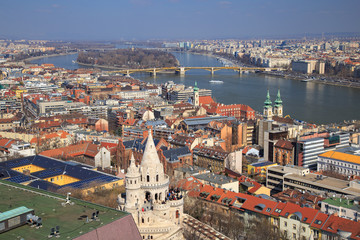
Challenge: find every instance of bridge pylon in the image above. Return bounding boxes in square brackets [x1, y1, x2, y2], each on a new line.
[151, 68, 156, 77]
[176, 67, 185, 76]
[211, 67, 214, 75]
[126, 70, 130, 77]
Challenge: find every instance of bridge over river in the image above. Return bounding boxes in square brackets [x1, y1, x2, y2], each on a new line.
[108, 66, 283, 76]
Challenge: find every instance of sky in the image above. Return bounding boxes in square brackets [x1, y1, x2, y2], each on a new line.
[1, 0, 360, 41]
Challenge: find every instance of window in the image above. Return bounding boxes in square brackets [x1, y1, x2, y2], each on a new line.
[293, 233, 296, 239]
[284, 221, 287, 227]
[302, 227, 306, 232]
[147, 175, 150, 182]
[293, 224, 296, 230]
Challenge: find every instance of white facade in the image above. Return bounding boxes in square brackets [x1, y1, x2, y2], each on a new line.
[317, 147, 360, 176]
[118, 131, 184, 240]
[94, 147, 111, 169]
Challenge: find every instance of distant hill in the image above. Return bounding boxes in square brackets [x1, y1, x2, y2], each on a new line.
[77, 48, 179, 69]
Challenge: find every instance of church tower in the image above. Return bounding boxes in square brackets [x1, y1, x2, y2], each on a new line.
[274, 89, 283, 117]
[263, 90, 273, 120]
[194, 81, 199, 107]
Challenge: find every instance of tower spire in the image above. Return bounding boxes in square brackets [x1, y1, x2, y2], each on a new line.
[264, 89, 272, 107]
[275, 89, 282, 106]
[141, 129, 160, 166]
[130, 152, 136, 167]
[194, 81, 199, 92]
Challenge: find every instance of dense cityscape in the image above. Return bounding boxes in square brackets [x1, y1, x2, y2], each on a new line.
[1, 0, 360, 239]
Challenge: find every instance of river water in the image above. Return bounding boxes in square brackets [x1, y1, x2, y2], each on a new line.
[30, 52, 360, 124]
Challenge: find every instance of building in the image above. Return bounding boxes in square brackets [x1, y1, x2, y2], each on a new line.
[247, 161, 278, 179]
[0, 180, 141, 240]
[317, 147, 360, 176]
[118, 131, 184, 240]
[291, 60, 325, 74]
[274, 139, 295, 165]
[295, 132, 350, 170]
[266, 165, 360, 196]
[195, 172, 239, 193]
[320, 197, 360, 221]
[296, 137, 324, 170]
[263, 90, 273, 120]
[168, 86, 211, 102]
[273, 189, 324, 210]
[0, 155, 123, 193]
[264, 130, 289, 162]
[39, 142, 111, 170]
[194, 146, 229, 173]
[177, 176, 360, 240]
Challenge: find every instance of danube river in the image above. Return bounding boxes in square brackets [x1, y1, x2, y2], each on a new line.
[30, 52, 360, 124]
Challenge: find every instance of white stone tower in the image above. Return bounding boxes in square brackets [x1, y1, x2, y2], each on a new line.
[118, 130, 184, 240]
[124, 153, 141, 211]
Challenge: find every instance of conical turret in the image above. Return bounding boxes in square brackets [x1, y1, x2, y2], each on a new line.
[127, 153, 140, 177]
[141, 130, 161, 166]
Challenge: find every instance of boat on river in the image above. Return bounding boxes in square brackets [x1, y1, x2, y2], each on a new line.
[209, 80, 224, 84]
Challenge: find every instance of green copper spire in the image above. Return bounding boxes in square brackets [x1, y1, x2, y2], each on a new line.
[194, 81, 199, 92]
[275, 89, 283, 106]
[264, 90, 272, 108]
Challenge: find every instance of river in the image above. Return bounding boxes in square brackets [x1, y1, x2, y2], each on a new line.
[30, 52, 360, 124]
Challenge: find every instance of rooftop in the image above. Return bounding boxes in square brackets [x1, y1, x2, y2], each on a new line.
[196, 172, 237, 185]
[0, 180, 140, 240]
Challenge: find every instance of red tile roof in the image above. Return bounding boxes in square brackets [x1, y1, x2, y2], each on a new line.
[321, 215, 360, 239]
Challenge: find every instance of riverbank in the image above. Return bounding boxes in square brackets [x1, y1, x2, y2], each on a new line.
[262, 71, 360, 89]
[76, 61, 125, 70]
[24, 52, 77, 63]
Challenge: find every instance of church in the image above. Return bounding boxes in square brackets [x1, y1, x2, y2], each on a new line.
[118, 131, 184, 240]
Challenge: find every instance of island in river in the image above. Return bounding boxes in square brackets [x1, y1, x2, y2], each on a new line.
[77, 49, 179, 69]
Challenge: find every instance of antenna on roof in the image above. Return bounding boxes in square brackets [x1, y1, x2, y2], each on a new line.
[61, 192, 74, 206]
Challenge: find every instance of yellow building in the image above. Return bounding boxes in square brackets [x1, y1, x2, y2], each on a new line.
[15, 88, 28, 98]
[247, 161, 278, 178]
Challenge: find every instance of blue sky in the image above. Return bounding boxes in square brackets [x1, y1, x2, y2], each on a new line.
[1, 0, 359, 40]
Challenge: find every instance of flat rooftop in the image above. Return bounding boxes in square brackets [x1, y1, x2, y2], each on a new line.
[286, 173, 360, 195]
[0, 180, 131, 240]
[196, 173, 237, 185]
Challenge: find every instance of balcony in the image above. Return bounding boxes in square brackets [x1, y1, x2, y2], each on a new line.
[169, 198, 184, 207]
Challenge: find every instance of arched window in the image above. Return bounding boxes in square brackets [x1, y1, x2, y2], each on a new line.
[156, 175, 159, 182]
[147, 175, 150, 182]
[155, 193, 158, 201]
[142, 217, 144, 223]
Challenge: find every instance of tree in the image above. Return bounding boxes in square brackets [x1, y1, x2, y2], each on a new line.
[243, 216, 290, 240]
[116, 125, 123, 137]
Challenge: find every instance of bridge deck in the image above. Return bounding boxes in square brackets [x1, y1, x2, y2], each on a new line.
[108, 66, 281, 74]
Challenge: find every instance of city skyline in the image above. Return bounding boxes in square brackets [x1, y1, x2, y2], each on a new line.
[2, 0, 360, 40]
